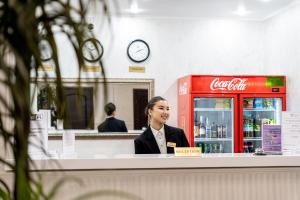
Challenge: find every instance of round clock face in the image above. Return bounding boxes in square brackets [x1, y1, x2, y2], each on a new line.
[127, 39, 150, 63]
[39, 39, 53, 61]
[81, 38, 103, 62]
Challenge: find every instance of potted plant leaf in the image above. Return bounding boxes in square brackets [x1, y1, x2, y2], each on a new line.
[0, 1, 128, 199]
[37, 84, 65, 129]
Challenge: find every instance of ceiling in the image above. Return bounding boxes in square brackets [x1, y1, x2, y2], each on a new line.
[109, 0, 299, 21]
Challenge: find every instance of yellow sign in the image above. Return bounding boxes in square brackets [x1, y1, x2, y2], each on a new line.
[81, 66, 101, 72]
[174, 147, 202, 157]
[129, 66, 145, 73]
[38, 64, 54, 71]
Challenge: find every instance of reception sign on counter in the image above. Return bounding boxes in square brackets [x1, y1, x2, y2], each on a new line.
[174, 147, 202, 157]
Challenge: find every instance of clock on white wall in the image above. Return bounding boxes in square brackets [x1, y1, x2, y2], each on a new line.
[127, 39, 150, 63]
[81, 38, 104, 62]
[39, 39, 53, 61]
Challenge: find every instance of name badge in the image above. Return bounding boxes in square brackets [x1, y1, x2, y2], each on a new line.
[167, 142, 176, 148]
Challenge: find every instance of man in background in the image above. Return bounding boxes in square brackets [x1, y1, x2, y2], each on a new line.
[98, 102, 128, 132]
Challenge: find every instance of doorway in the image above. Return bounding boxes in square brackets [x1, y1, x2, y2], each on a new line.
[63, 87, 94, 129]
[133, 89, 148, 130]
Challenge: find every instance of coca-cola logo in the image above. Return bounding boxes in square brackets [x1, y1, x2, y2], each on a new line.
[210, 78, 247, 91]
[179, 82, 188, 95]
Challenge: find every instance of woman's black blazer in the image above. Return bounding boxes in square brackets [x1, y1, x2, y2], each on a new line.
[134, 124, 190, 154]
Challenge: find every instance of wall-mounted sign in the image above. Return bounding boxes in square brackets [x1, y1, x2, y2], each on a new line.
[38, 64, 54, 71]
[81, 65, 102, 72]
[129, 66, 145, 73]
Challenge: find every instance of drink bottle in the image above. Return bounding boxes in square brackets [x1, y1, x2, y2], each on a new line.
[222, 124, 227, 138]
[205, 117, 211, 138]
[199, 116, 206, 138]
[211, 122, 217, 138]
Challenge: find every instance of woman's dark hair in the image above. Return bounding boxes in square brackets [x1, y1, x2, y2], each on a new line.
[104, 102, 116, 116]
[145, 96, 166, 116]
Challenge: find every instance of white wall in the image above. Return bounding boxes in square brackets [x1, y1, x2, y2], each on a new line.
[264, 1, 300, 111]
[54, 2, 300, 126]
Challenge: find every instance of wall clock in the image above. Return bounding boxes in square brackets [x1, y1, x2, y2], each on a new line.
[127, 39, 150, 63]
[39, 39, 53, 61]
[81, 38, 104, 62]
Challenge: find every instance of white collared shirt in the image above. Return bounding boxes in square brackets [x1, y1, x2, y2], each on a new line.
[150, 125, 167, 154]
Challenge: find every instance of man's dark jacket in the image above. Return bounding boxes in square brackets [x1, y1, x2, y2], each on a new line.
[97, 117, 128, 132]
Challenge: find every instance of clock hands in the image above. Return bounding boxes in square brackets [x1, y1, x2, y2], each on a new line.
[135, 49, 143, 53]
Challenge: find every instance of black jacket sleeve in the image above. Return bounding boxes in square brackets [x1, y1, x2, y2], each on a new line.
[121, 120, 128, 132]
[134, 139, 146, 154]
[180, 129, 190, 147]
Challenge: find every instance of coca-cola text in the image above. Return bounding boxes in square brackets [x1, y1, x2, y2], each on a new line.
[210, 78, 247, 91]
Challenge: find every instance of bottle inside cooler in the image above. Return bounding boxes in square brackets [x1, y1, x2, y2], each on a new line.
[253, 113, 261, 137]
[243, 97, 282, 153]
[243, 98, 254, 109]
[243, 112, 253, 138]
[194, 97, 234, 153]
[205, 117, 211, 138]
[199, 116, 206, 138]
[211, 122, 217, 138]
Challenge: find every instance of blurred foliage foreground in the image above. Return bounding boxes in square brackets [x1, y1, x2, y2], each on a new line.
[0, 1, 140, 199]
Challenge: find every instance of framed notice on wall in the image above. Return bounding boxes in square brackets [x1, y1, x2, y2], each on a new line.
[281, 112, 300, 154]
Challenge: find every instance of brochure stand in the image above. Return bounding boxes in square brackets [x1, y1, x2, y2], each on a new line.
[29, 110, 49, 159]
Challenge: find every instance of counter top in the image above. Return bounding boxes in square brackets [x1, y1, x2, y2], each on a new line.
[27, 153, 300, 171]
[48, 129, 141, 138]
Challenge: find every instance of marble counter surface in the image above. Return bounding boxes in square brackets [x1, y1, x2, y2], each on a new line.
[48, 129, 142, 137]
[29, 153, 300, 171]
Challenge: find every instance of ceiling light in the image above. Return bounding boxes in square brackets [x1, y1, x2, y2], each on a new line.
[129, 0, 144, 14]
[233, 4, 251, 16]
[260, 0, 272, 2]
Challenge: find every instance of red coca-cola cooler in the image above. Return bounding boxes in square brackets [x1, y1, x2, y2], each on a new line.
[178, 75, 286, 153]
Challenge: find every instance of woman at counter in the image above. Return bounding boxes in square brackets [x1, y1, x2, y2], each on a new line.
[134, 96, 189, 154]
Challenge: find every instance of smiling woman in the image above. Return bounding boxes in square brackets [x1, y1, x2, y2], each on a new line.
[134, 96, 189, 154]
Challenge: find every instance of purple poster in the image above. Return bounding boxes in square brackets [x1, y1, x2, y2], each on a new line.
[262, 125, 282, 153]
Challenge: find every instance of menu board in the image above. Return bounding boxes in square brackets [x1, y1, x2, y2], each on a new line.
[281, 112, 300, 154]
[262, 125, 281, 153]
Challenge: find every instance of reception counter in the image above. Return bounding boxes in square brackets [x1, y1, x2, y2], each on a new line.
[31, 153, 300, 170]
[3, 153, 300, 200]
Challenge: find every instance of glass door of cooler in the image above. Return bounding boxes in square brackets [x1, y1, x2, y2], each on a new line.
[242, 97, 282, 153]
[194, 97, 234, 153]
